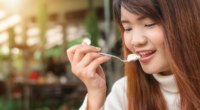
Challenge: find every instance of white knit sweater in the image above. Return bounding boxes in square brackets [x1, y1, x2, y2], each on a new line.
[79, 73, 180, 110]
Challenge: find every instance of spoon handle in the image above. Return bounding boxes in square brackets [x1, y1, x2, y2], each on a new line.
[98, 52, 127, 62]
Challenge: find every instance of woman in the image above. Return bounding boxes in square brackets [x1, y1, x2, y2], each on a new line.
[67, 0, 200, 110]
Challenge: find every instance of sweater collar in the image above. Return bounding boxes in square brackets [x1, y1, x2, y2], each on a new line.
[152, 73, 178, 93]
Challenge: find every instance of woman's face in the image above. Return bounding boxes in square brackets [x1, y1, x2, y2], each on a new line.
[121, 6, 171, 75]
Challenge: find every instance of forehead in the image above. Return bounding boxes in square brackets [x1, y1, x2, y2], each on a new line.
[121, 6, 147, 23]
[121, 6, 143, 20]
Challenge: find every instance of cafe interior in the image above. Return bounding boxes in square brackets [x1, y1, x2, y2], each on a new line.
[0, 0, 124, 110]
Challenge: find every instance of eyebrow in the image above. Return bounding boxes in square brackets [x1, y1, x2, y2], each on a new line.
[121, 16, 146, 24]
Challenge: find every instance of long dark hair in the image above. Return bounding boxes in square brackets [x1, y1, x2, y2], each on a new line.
[113, 0, 200, 110]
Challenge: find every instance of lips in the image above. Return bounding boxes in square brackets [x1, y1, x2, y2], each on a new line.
[139, 50, 156, 58]
[136, 50, 156, 62]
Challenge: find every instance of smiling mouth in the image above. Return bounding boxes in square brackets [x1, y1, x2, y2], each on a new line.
[137, 50, 156, 58]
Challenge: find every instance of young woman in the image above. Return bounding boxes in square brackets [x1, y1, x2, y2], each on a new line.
[67, 0, 200, 110]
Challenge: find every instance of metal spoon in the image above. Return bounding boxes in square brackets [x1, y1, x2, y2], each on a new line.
[98, 52, 140, 62]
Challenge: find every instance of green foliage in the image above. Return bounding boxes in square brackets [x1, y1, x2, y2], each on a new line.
[67, 37, 85, 49]
[84, 8, 99, 47]
[45, 46, 62, 57]
[45, 36, 86, 57]
[34, 50, 42, 60]
[0, 96, 22, 110]
[11, 99, 21, 110]
[0, 96, 84, 110]
[36, 106, 51, 110]
[74, 100, 84, 110]
[12, 53, 22, 71]
[0, 96, 6, 110]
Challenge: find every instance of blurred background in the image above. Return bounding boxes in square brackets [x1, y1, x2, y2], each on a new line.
[0, 0, 124, 110]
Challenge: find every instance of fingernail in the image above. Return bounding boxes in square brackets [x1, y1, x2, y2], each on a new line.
[95, 47, 101, 51]
[105, 56, 111, 59]
[82, 42, 87, 46]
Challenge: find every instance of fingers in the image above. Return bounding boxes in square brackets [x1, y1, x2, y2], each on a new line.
[67, 42, 110, 80]
[72, 46, 101, 64]
[87, 55, 111, 72]
[73, 53, 110, 79]
[82, 41, 88, 46]
[66, 42, 96, 63]
[67, 45, 82, 63]
[78, 53, 103, 67]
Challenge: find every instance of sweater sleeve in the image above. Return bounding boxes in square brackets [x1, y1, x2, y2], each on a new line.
[79, 94, 88, 110]
[79, 94, 105, 110]
[79, 77, 127, 110]
[104, 77, 127, 110]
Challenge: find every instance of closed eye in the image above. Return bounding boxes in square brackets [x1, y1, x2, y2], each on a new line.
[124, 28, 132, 31]
[145, 23, 156, 27]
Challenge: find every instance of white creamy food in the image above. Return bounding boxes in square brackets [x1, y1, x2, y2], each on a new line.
[127, 54, 141, 62]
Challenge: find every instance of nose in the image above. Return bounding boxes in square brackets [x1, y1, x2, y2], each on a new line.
[131, 33, 147, 47]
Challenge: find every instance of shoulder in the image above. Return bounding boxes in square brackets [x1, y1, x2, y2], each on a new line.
[111, 76, 127, 92]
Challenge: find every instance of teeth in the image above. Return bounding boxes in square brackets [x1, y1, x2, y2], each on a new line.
[138, 51, 154, 55]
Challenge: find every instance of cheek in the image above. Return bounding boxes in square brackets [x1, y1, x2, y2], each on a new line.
[124, 35, 135, 53]
[145, 27, 165, 50]
[149, 26, 165, 46]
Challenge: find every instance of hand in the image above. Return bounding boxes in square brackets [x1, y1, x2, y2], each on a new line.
[67, 42, 111, 109]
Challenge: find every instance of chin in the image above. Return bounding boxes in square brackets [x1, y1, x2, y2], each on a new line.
[143, 70, 156, 74]
[142, 67, 170, 75]
[140, 63, 170, 74]
[142, 67, 160, 74]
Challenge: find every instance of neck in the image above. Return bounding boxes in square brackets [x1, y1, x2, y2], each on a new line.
[153, 73, 178, 93]
[159, 70, 172, 76]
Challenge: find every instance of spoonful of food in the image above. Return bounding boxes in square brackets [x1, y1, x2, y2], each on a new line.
[98, 52, 140, 62]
